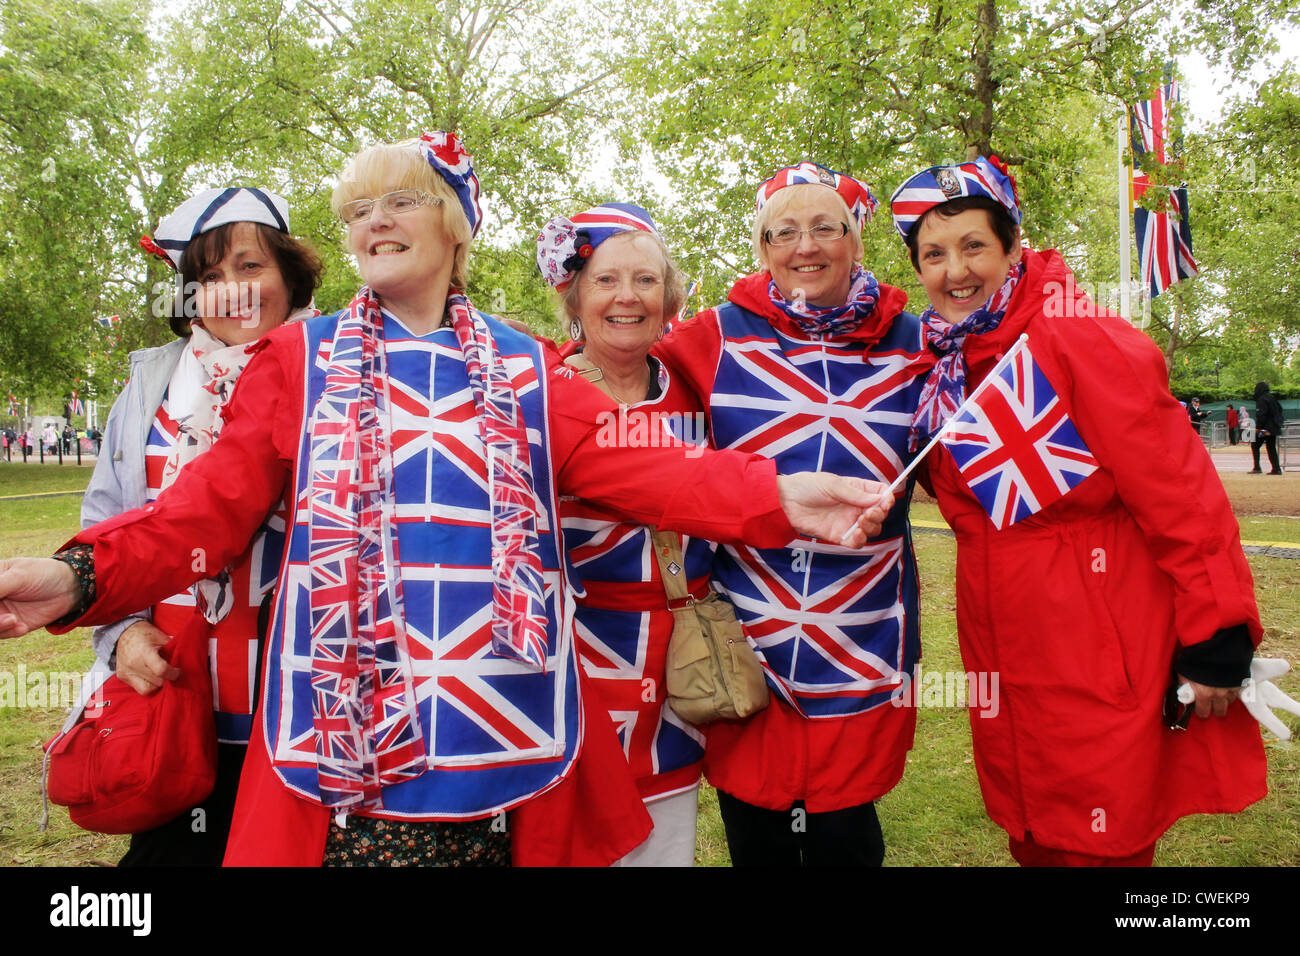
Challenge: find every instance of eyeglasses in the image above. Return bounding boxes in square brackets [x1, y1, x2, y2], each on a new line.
[763, 222, 850, 246]
[340, 190, 441, 225]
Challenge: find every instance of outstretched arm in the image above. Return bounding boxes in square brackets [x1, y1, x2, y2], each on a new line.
[0, 558, 79, 638]
[547, 366, 891, 548]
[0, 333, 298, 639]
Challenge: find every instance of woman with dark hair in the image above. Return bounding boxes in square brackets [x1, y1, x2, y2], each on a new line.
[1250, 381, 1283, 475]
[889, 155, 1268, 866]
[79, 187, 322, 864]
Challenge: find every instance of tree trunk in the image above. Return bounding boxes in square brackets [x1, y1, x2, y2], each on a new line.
[1163, 296, 1180, 375]
[967, 0, 999, 159]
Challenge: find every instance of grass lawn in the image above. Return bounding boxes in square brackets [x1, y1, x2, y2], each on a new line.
[0, 461, 1296, 867]
[0, 462, 97, 497]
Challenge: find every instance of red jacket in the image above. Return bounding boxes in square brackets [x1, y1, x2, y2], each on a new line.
[60, 318, 800, 865]
[924, 249, 1266, 855]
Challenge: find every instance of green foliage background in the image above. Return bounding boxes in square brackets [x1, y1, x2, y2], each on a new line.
[1, 0, 1298, 417]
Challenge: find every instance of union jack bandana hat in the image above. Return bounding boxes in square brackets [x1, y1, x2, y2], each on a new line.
[414, 131, 483, 237]
[140, 187, 290, 270]
[536, 202, 658, 290]
[755, 162, 878, 229]
[889, 154, 1021, 240]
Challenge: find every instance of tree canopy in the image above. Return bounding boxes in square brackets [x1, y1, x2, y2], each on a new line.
[0, 0, 1296, 412]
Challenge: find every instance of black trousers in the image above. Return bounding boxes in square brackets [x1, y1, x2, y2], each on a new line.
[118, 742, 247, 867]
[1251, 434, 1281, 473]
[716, 789, 885, 867]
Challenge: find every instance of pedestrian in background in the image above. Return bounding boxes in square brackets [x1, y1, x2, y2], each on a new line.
[1250, 382, 1284, 475]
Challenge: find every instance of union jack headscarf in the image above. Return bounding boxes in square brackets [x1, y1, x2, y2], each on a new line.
[908, 261, 1026, 452]
[305, 286, 549, 809]
[890, 155, 1021, 240]
[415, 131, 482, 237]
[536, 203, 658, 290]
[756, 161, 878, 228]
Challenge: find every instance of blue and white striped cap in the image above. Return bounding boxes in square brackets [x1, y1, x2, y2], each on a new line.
[142, 187, 290, 270]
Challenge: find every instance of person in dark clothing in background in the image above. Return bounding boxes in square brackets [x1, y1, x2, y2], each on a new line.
[1250, 382, 1284, 475]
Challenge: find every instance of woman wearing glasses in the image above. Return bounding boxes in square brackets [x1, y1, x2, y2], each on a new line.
[0, 136, 892, 866]
[656, 163, 930, 866]
[536, 202, 713, 865]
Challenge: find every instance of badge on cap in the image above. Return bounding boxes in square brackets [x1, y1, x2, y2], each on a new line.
[936, 168, 962, 198]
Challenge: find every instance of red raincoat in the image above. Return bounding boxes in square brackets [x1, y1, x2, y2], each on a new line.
[924, 248, 1267, 856]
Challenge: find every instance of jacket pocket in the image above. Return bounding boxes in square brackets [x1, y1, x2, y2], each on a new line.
[1065, 527, 1139, 710]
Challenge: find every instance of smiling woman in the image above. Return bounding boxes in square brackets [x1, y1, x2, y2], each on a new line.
[331, 141, 473, 332]
[535, 202, 710, 866]
[889, 154, 1269, 867]
[654, 161, 933, 868]
[79, 187, 322, 866]
[752, 183, 864, 309]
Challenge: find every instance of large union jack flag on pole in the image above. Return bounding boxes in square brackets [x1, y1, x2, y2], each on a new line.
[940, 336, 1099, 530]
[1130, 77, 1199, 298]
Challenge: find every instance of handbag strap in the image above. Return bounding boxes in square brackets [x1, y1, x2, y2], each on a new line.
[650, 529, 695, 609]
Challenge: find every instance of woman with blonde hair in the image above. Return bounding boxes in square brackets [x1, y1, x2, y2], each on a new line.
[0, 135, 893, 866]
[655, 162, 931, 866]
[537, 202, 707, 865]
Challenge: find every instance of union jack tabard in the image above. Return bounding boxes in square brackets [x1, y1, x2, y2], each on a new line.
[706, 304, 927, 718]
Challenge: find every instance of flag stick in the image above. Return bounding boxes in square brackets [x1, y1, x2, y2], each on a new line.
[1117, 115, 1133, 323]
[838, 333, 1031, 547]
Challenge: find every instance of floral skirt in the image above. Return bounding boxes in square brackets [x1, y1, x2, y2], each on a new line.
[323, 814, 511, 867]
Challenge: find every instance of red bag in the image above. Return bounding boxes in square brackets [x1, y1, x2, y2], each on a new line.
[44, 617, 217, 834]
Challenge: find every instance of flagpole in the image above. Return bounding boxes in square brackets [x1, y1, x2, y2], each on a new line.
[839, 334, 1031, 546]
[1118, 115, 1133, 324]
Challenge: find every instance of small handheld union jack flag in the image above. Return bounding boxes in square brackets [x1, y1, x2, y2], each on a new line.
[938, 335, 1099, 529]
[872, 334, 1099, 537]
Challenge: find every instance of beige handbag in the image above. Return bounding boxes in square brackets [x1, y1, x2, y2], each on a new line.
[651, 530, 769, 725]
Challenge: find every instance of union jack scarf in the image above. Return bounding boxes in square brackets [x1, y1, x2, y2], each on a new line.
[909, 261, 1026, 452]
[448, 295, 551, 673]
[767, 266, 881, 336]
[306, 287, 549, 809]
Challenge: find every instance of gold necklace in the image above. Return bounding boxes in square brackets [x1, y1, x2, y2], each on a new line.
[568, 353, 652, 406]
